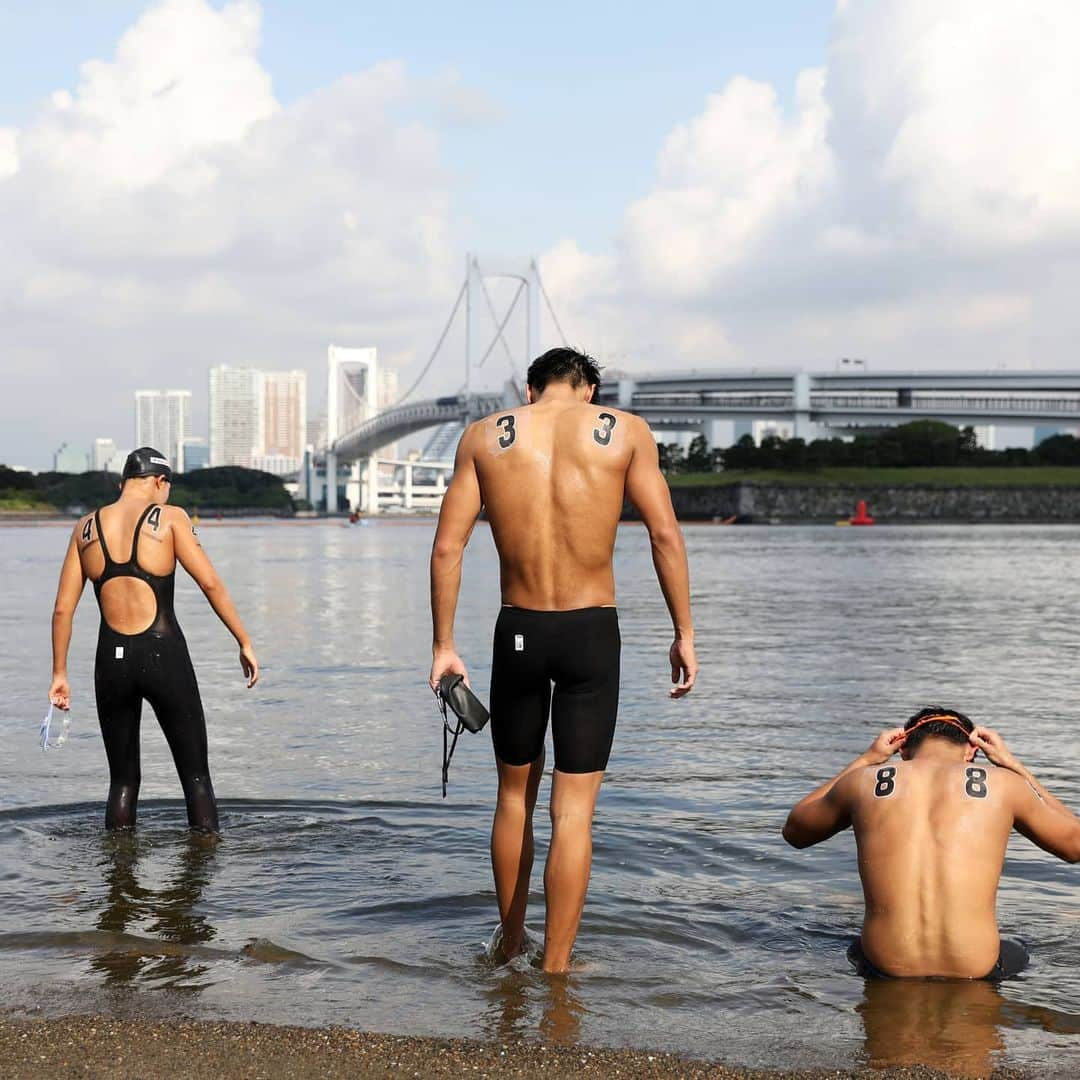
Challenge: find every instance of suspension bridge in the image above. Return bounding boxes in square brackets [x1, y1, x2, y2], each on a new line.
[297, 256, 1080, 513]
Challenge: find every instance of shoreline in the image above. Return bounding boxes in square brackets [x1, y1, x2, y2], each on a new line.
[0, 1015, 1028, 1079]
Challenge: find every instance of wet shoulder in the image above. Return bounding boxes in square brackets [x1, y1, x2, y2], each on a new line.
[75, 511, 98, 552]
[855, 760, 1005, 805]
[156, 504, 193, 541]
[477, 406, 531, 456]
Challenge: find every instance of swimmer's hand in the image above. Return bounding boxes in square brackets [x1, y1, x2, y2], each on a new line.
[862, 727, 907, 765]
[430, 646, 469, 691]
[239, 643, 259, 688]
[48, 673, 70, 711]
[669, 636, 697, 698]
[969, 727, 1020, 773]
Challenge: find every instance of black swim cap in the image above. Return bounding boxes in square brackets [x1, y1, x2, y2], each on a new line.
[122, 447, 173, 481]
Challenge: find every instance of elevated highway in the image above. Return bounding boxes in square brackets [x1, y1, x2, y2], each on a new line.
[330, 390, 511, 463]
[597, 370, 1080, 437]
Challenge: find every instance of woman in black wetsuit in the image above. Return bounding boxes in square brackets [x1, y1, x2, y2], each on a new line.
[49, 447, 259, 833]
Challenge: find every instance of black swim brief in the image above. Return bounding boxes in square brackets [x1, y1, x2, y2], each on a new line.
[847, 937, 1029, 981]
[489, 606, 620, 773]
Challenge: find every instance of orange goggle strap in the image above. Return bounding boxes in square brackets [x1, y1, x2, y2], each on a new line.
[902, 714, 973, 740]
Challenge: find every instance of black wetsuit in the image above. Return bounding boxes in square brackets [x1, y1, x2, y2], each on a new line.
[91, 506, 218, 832]
[847, 937, 1029, 981]
[489, 606, 620, 773]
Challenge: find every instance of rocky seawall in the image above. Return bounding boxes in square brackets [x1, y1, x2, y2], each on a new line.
[652, 482, 1080, 523]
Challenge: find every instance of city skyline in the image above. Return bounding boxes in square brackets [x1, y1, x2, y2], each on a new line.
[5, 1, 1079, 467]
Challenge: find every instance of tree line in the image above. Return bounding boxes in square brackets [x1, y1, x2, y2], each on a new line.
[0, 466, 294, 512]
[658, 421, 1080, 474]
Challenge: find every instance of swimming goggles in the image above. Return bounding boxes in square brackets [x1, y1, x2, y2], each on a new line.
[902, 714, 973, 740]
[39, 704, 71, 750]
[435, 674, 490, 798]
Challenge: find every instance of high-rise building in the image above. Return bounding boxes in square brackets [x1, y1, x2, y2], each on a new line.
[53, 443, 89, 474]
[92, 437, 119, 471]
[134, 389, 190, 467]
[180, 437, 209, 471]
[263, 370, 307, 472]
[209, 366, 265, 468]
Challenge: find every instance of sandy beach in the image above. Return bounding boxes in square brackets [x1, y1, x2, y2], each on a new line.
[0, 1016, 1031, 1079]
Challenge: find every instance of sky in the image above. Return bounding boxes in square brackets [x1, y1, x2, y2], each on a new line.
[2, 1, 1079, 467]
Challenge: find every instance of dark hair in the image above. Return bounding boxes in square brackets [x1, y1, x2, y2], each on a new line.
[526, 347, 601, 394]
[903, 706, 973, 754]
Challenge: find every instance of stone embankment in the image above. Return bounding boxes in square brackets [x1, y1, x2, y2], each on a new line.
[654, 483, 1080, 523]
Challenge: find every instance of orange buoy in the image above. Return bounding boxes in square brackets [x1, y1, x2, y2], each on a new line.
[850, 499, 875, 526]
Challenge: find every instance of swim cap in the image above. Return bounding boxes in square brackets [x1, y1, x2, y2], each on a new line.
[122, 447, 173, 481]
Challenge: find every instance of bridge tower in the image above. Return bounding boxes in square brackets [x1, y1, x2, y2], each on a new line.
[463, 255, 541, 414]
[325, 346, 379, 514]
[325, 254, 563, 513]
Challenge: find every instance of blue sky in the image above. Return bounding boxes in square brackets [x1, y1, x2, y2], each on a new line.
[4, 1, 1079, 467]
[0, 1, 833, 254]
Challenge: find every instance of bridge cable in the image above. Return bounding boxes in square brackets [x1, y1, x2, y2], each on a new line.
[535, 262, 570, 347]
[476, 280, 525, 370]
[395, 279, 467, 406]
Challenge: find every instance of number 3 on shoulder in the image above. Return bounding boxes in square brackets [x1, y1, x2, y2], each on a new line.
[593, 412, 616, 446]
[495, 415, 516, 449]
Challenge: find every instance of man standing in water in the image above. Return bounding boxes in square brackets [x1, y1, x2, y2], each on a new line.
[429, 348, 697, 973]
[783, 707, 1080, 978]
[49, 447, 258, 833]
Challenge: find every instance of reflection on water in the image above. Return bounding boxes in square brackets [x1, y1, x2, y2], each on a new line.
[481, 968, 586, 1047]
[859, 977, 1008, 1077]
[91, 832, 218, 988]
[858, 975, 1080, 1078]
[3, 522, 1080, 1074]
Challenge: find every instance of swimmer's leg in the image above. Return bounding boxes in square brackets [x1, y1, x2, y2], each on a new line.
[491, 752, 545, 958]
[488, 608, 552, 958]
[95, 646, 143, 830]
[543, 768, 604, 974]
[145, 652, 219, 834]
[542, 607, 619, 973]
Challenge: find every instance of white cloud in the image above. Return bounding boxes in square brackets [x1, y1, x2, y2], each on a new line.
[21, 0, 276, 192]
[622, 68, 832, 297]
[7, 0, 1080, 466]
[0, 0, 461, 465]
[544, 0, 1080, 371]
[0, 128, 17, 180]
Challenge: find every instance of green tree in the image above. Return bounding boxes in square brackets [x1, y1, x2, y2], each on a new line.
[685, 434, 712, 472]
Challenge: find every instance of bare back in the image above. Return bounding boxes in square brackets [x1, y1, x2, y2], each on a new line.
[77, 500, 179, 635]
[471, 401, 641, 609]
[845, 758, 1019, 977]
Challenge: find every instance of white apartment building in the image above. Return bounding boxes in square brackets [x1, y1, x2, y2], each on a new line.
[262, 370, 307, 473]
[209, 366, 308, 474]
[92, 437, 119, 471]
[209, 366, 265, 468]
[134, 390, 191, 468]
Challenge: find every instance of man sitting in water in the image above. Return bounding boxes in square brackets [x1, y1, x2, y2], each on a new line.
[783, 707, 1080, 978]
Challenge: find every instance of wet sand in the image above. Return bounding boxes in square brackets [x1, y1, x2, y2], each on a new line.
[0, 1016, 1028, 1079]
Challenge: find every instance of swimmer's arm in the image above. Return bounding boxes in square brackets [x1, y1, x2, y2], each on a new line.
[624, 417, 692, 636]
[1009, 775, 1080, 863]
[624, 417, 697, 697]
[171, 509, 258, 687]
[972, 728, 1080, 862]
[970, 726, 1077, 822]
[783, 728, 905, 848]
[429, 424, 482, 686]
[49, 528, 87, 709]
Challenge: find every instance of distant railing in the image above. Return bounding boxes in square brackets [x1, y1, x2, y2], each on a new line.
[632, 393, 794, 410]
[812, 395, 1080, 413]
[627, 392, 1080, 415]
